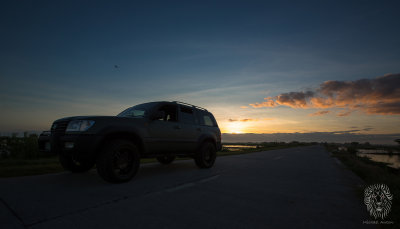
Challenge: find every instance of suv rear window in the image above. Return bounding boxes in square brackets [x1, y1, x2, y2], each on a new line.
[203, 116, 214, 126]
[199, 112, 216, 127]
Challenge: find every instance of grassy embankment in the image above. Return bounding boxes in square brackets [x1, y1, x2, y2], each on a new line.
[0, 157, 62, 177]
[326, 144, 399, 227]
[0, 141, 311, 178]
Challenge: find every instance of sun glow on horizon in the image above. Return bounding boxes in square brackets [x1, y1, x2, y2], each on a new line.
[223, 122, 247, 134]
[217, 116, 303, 134]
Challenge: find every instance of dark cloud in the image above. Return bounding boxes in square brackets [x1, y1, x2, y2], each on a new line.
[331, 130, 362, 134]
[250, 92, 314, 108]
[276, 91, 314, 108]
[362, 127, 374, 131]
[250, 74, 400, 115]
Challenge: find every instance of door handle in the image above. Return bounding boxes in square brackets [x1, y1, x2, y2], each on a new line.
[174, 125, 181, 129]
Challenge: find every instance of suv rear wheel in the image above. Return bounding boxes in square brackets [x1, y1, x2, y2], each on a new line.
[96, 140, 140, 183]
[59, 154, 94, 173]
[156, 155, 176, 165]
[194, 142, 216, 168]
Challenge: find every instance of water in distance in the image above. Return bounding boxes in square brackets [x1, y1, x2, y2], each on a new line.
[357, 153, 400, 169]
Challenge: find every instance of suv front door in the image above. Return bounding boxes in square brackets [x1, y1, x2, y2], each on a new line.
[147, 104, 182, 153]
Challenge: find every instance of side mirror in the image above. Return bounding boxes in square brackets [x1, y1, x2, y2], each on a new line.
[151, 110, 165, 120]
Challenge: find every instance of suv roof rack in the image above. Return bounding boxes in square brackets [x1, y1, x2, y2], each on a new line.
[172, 101, 208, 111]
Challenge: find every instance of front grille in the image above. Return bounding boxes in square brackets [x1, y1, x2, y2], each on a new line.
[51, 120, 69, 134]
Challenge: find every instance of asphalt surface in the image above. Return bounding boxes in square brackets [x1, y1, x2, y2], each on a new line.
[1, 145, 373, 229]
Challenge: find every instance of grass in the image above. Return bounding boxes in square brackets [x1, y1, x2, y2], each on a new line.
[0, 156, 63, 178]
[329, 146, 400, 227]
[0, 142, 310, 178]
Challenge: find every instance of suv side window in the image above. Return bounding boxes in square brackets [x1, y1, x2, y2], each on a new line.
[199, 111, 216, 127]
[180, 106, 195, 124]
[158, 104, 177, 122]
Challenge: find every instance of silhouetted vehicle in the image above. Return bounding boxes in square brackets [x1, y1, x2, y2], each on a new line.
[38, 101, 222, 183]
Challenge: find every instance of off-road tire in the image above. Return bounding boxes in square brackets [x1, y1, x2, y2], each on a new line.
[96, 140, 140, 183]
[59, 153, 95, 173]
[156, 155, 176, 165]
[194, 142, 216, 168]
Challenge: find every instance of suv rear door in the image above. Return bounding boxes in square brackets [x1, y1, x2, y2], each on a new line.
[177, 105, 200, 151]
[197, 110, 221, 146]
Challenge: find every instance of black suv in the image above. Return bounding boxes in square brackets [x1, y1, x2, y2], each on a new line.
[38, 101, 222, 183]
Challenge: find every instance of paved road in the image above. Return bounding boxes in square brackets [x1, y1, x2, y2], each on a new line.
[1, 145, 371, 229]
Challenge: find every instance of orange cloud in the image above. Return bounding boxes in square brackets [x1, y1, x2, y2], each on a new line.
[249, 73, 400, 115]
[262, 118, 275, 121]
[229, 118, 256, 122]
[228, 118, 275, 122]
[308, 110, 330, 116]
[249, 97, 278, 108]
[337, 110, 352, 117]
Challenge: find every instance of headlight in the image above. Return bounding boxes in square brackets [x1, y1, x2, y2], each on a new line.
[66, 120, 95, 132]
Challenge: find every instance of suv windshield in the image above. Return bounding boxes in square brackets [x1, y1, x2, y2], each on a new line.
[117, 103, 156, 118]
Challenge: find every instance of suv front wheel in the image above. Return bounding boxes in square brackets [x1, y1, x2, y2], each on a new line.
[194, 142, 216, 168]
[96, 140, 140, 183]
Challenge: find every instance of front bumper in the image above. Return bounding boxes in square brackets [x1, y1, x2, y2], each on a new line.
[38, 132, 102, 160]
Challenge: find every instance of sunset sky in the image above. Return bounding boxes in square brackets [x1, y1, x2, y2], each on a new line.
[1, 1, 399, 142]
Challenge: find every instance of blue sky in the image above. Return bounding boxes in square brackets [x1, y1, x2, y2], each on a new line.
[1, 1, 399, 141]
